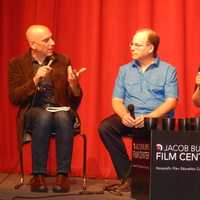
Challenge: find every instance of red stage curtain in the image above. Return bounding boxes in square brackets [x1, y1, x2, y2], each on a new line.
[1, 0, 200, 178]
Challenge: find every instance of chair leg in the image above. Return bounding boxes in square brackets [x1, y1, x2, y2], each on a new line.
[14, 142, 24, 189]
[79, 134, 87, 190]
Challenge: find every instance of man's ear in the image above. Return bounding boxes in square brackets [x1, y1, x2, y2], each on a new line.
[148, 44, 154, 54]
[29, 41, 36, 49]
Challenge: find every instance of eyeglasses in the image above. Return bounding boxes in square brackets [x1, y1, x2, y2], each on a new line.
[129, 42, 150, 49]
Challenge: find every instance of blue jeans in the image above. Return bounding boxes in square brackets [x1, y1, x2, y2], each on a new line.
[24, 107, 76, 175]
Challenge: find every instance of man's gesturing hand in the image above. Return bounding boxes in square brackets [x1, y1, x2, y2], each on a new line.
[67, 65, 86, 84]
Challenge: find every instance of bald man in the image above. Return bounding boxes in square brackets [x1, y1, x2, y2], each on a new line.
[99, 28, 178, 192]
[8, 25, 85, 193]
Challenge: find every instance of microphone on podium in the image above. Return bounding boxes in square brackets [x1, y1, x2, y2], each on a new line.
[127, 104, 135, 119]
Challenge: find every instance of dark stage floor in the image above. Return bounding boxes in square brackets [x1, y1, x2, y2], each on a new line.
[0, 173, 136, 200]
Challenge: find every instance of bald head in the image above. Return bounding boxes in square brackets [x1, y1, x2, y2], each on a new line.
[26, 25, 55, 58]
[26, 25, 51, 42]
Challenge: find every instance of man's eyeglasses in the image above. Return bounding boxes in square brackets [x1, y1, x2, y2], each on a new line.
[129, 42, 150, 49]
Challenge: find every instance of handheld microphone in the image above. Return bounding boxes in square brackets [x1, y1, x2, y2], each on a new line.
[47, 55, 55, 66]
[127, 104, 135, 119]
[37, 56, 55, 91]
[47, 59, 53, 66]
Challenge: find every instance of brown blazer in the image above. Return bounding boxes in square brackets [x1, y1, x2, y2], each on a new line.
[8, 51, 82, 143]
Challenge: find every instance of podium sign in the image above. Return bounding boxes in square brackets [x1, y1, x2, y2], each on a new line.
[151, 131, 200, 200]
[131, 138, 150, 200]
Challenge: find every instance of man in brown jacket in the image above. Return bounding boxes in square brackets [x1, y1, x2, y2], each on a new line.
[8, 25, 85, 193]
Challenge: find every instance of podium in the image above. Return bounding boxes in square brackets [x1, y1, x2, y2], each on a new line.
[131, 135, 150, 200]
[131, 130, 200, 200]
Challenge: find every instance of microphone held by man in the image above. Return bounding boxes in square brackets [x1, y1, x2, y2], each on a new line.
[33, 58, 55, 86]
[127, 104, 135, 119]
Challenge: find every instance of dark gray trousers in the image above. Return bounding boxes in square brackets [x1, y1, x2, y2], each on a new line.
[98, 114, 149, 179]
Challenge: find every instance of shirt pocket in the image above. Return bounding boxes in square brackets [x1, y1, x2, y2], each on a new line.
[125, 78, 141, 96]
[145, 78, 164, 95]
